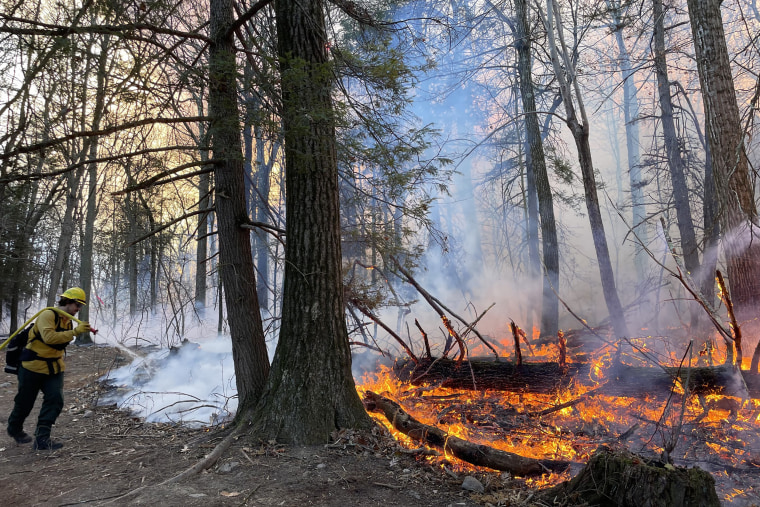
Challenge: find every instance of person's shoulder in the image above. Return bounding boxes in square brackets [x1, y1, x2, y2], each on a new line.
[36, 309, 57, 325]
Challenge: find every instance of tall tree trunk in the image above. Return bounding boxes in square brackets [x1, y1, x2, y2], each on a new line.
[123, 181, 139, 315]
[78, 34, 110, 344]
[249, 0, 372, 443]
[195, 97, 210, 312]
[543, 0, 629, 338]
[514, 0, 560, 339]
[608, 1, 648, 280]
[208, 0, 270, 409]
[686, 0, 760, 320]
[653, 0, 701, 327]
[47, 170, 82, 306]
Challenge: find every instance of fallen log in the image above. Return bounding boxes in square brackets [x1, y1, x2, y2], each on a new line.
[536, 446, 720, 507]
[394, 357, 760, 399]
[393, 357, 585, 393]
[362, 390, 570, 476]
[605, 362, 749, 398]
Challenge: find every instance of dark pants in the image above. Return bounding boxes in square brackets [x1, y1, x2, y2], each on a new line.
[7, 366, 64, 440]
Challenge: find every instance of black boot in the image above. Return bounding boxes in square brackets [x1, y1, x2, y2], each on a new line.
[33, 437, 63, 450]
[7, 429, 32, 444]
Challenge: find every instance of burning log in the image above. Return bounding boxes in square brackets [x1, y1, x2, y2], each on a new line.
[394, 357, 584, 393]
[362, 391, 570, 476]
[604, 362, 749, 398]
[394, 357, 760, 399]
[536, 446, 720, 507]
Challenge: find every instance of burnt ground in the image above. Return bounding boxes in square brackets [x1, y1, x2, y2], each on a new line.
[0, 345, 528, 507]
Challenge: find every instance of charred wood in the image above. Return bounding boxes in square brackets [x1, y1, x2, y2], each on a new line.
[362, 391, 570, 476]
[394, 358, 760, 399]
[394, 357, 582, 393]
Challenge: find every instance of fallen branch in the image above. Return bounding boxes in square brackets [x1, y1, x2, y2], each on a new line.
[363, 391, 570, 475]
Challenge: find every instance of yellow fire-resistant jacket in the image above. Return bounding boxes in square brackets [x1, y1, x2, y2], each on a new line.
[21, 308, 75, 375]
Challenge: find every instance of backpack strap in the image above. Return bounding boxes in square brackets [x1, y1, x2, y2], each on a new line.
[29, 309, 67, 351]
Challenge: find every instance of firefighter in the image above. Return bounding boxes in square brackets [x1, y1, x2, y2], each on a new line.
[6, 288, 91, 450]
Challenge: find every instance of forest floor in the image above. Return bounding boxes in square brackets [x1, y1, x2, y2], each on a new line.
[0, 345, 536, 507]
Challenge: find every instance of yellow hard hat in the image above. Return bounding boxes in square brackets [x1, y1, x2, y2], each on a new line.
[59, 287, 87, 305]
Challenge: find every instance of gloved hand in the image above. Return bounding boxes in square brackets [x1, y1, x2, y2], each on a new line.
[74, 322, 91, 335]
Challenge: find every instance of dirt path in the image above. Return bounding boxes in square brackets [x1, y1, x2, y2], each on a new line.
[0, 345, 496, 506]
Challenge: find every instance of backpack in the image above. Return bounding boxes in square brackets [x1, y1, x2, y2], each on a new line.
[4, 323, 36, 375]
[4, 310, 63, 375]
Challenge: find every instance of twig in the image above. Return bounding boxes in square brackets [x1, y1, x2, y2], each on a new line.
[348, 341, 388, 355]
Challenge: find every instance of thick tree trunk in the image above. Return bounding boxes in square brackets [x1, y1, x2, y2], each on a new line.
[514, 0, 559, 339]
[247, 0, 372, 444]
[686, 0, 760, 317]
[208, 0, 270, 409]
[363, 391, 569, 476]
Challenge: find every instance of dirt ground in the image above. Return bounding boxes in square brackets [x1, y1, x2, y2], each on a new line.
[0, 345, 525, 507]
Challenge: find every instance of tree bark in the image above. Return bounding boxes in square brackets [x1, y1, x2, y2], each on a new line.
[246, 0, 372, 444]
[686, 0, 760, 317]
[208, 0, 270, 409]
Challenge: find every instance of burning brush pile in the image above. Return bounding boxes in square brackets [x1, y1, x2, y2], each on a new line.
[353, 272, 760, 505]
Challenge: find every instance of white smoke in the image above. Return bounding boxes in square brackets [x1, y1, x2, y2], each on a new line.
[101, 336, 238, 427]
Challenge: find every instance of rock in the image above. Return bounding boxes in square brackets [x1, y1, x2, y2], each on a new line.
[461, 476, 484, 493]
[537, 446, 720, 507]
[216, 461, 240, 474]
